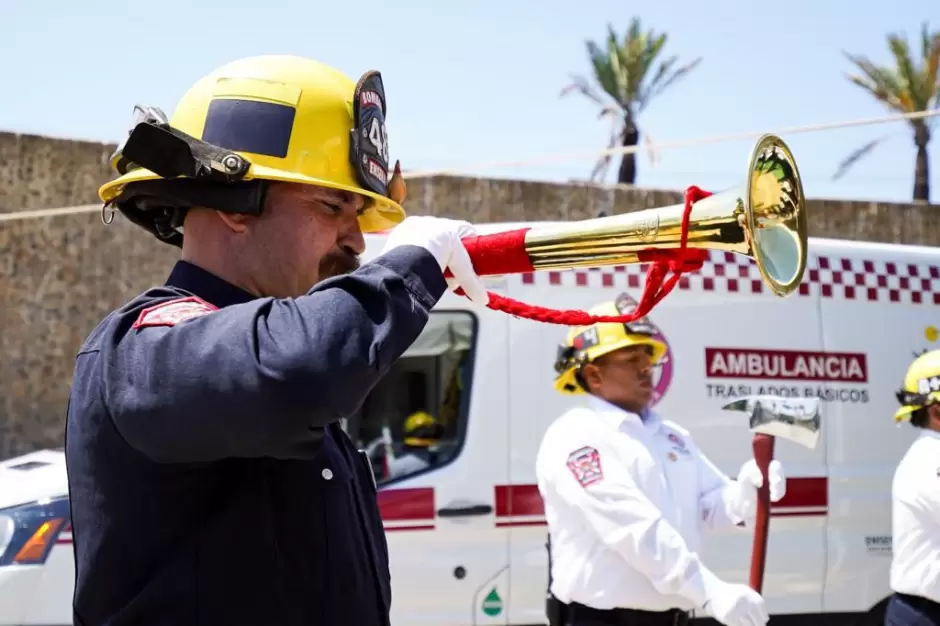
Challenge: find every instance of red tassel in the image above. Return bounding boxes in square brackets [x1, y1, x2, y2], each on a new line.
[450, 185, 713, 325]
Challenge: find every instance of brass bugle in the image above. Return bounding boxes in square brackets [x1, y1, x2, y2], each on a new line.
[517, 134, 807, 298]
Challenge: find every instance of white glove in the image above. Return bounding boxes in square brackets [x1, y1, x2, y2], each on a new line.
[381, 216, 489, 306]
[739, 459, 786, 499]
[730, 459, 785, 524]
[704, 581, 769, 626]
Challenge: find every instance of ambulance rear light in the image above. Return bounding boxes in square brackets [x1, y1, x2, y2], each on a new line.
[0, 495, 70, 566]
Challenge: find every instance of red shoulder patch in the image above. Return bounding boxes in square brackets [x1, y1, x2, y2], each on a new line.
[132, 296, 218, 329]
[567, 446, 604, 488]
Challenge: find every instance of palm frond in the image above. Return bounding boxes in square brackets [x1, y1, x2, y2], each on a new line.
[644, 131, 660, 166]
[831, 137, 888, 180]
[590, 103, 629, 182]
[641, 32, 668, 79]
[842, 49, 908, 113]
[888, 34, 920, 101]
[843, 51, 909, 109]
[560, 73, 611, 108]
[636, 55, 675, 112]
[586, 40, 622, 104]
[597, 104, 622, 120]
[923, 26, 940, 116]
[589, 129, 620, 182]
[638, 57, 703, 113]
[844, 73, 904, 110]
[619, 21, 648, 104]
[922, 22, 933, 63]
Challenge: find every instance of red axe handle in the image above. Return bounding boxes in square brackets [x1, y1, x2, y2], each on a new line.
[748, 432, 776, 593]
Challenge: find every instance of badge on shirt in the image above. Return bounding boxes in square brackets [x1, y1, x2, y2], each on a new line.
[667, 433, 690, 457]
[132, 296, 218, 329]
[567, 446, 603, 488]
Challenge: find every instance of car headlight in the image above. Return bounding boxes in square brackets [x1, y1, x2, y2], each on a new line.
[0, 496, 70, 566]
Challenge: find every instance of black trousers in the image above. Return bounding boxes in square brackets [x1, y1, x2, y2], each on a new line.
[885, 593, 940, 626]
[564, 601, 690, 626]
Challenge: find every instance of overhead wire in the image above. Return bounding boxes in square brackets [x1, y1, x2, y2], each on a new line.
[400, 108, 940, 179]
[0, 107, 937, 223]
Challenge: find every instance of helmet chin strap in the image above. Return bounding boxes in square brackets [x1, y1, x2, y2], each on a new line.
[447, 186, 712, 326]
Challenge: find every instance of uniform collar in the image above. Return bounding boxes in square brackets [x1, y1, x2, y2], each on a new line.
[587, 395, 658, 432]
[165, 261, 257, 309]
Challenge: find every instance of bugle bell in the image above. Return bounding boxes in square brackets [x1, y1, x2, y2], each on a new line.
[469, 133, 807, 298]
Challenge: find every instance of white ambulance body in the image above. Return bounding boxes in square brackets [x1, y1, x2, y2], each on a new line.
[0, 222, 933, 626]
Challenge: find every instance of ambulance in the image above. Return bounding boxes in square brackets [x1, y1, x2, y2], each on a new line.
[0, 223, 933, 626]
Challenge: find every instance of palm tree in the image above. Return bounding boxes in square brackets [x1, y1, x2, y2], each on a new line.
[561, 19, 702, 185]
[835, 22, 940, 204]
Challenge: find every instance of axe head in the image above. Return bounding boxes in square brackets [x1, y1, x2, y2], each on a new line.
[721, 395, 822, 449]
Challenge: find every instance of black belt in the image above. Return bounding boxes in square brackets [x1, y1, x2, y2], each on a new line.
[896, 593, 940, 620]
[565, 601, 690, 626]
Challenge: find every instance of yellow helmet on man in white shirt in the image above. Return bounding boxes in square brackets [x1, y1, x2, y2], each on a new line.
[402, 411, 443, 447]
[553, 292, 667, 395]
[895, 349, 940, 426]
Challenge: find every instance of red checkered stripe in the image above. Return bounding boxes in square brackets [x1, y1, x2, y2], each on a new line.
[518, 251, 939, 305]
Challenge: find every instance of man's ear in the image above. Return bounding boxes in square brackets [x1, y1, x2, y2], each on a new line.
[928, 404, 940, 422]
[215, 211, 251, 234]
[580, 362, 602, 391]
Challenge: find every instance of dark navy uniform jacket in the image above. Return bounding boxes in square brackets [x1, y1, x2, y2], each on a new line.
[64, 245, 447, 626]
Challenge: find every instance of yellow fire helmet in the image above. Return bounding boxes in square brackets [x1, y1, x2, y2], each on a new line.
[98, 55, 407, 247]
[403, 411, 441, 447]
[553, 292, 668, 395]
[895, 349, 940, 423]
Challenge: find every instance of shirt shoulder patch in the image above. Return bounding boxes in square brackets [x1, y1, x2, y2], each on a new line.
[132, 296, 218, 329]
[566, 445, 604, 488]
[667, 432, 684, 448]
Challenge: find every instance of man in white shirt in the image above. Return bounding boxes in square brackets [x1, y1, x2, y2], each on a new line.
[536, 293, 786, 626]
[885, 350, 940, 625]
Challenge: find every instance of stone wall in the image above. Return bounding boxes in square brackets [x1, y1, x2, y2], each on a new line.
[0, 131, 937, 458]
[0, 132, 115, 213]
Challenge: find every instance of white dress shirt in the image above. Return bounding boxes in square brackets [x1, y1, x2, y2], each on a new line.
[535, 395, 751, 612]
[890, 429, 940, 604]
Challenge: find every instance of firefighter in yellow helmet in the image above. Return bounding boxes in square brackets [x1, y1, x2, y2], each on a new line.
[884, 349, 940, 624]
[893, 349, 940, 427]
[537, 292, 783, 626]
[65, 55, 488, 626]
[386, 410, 445, 479]
[552, 295, 669, 400]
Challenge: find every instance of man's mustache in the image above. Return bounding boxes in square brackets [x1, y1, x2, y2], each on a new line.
[320, 249, 360, 278]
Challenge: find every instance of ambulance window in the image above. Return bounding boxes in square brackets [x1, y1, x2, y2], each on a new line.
[347, 311, 476, 486]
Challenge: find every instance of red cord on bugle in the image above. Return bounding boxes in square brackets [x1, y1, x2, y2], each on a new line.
[443, 186, 713, 326]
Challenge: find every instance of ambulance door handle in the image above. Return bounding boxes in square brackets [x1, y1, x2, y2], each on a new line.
[436, 503, 493, 518]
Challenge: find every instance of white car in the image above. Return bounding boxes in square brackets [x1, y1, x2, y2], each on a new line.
[0, 450, 73, 625]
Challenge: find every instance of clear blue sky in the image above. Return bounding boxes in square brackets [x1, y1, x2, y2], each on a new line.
[1, 0, 936, 204]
